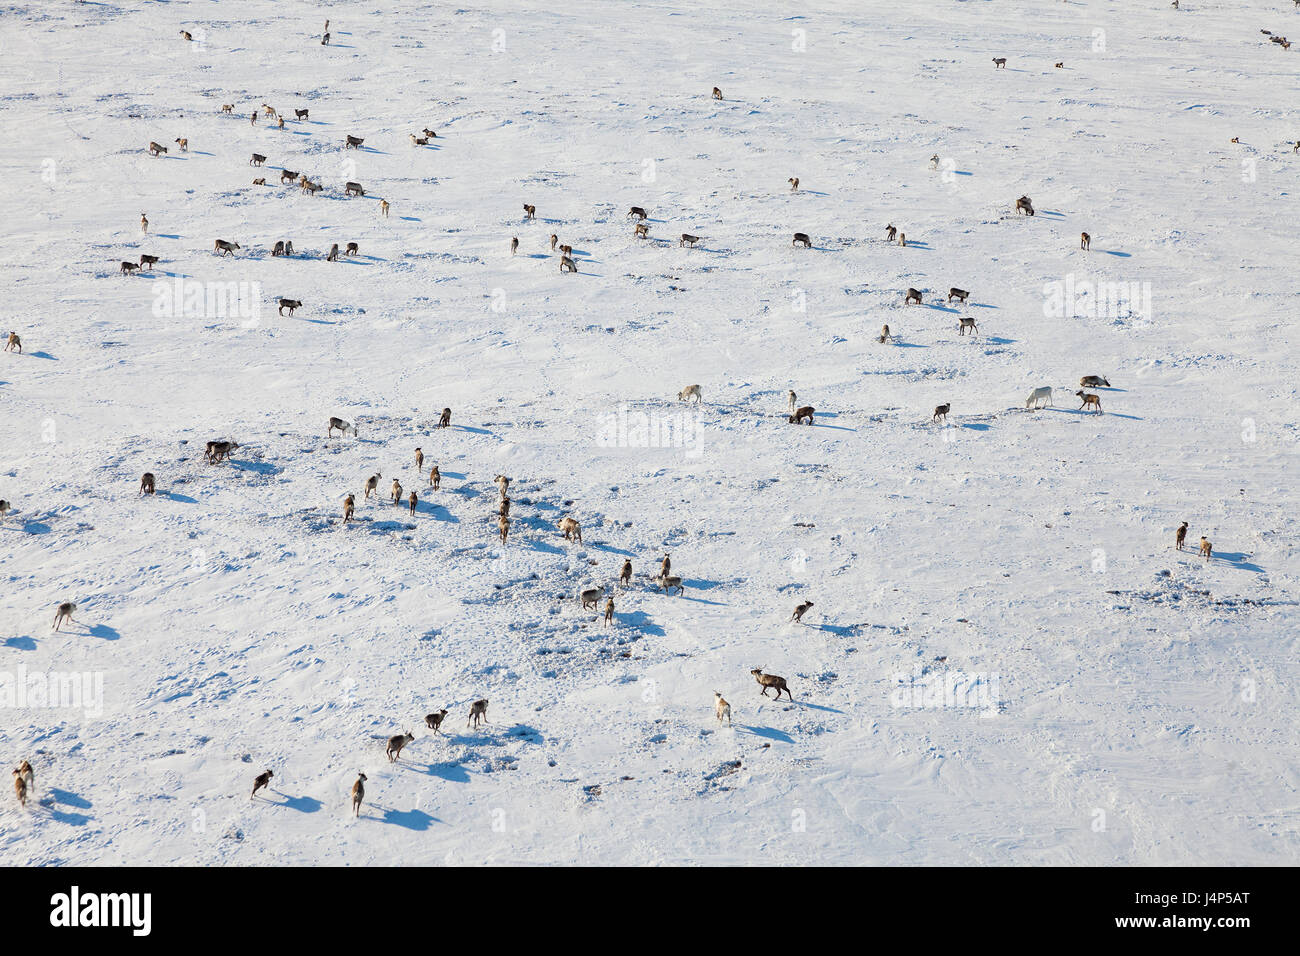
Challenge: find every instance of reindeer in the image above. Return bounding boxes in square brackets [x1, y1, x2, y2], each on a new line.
[958, 317, 978, 335]
[511, 237, 519, 256]
[898, 232, 907, 247]
[222, 104, 234, 114]
[53, 601, 76, 631]
[250, 153, 267, 167]
[992, 57, 1007, 68]
[714, 692, 732, 725]
[787, 390, 798, 413]
[560, 255, 578, 273]
[5, 332, 21, 353]
[1080, 232, 1090, 251]
[251, 770, 274, 799]
[656, 574, 684, 595]
[885, 224, 897, 242]
[345, 135, 364, 149]
[252, 178, 266, 186]
[415, 448, 425, 471]
[213, 239, 240, 256]
[680, 234, 700, 247]
[425, 709, 448, 733]
[364, 473, 382, 500]
[905, 288, 922, 305]
[350, 773, 366, 817]
[947, 288, 970, 304]
[933, 403, 951, 422]
[678, 384, 703, 404]
[206, 440, 239, 463]
[558, 516, 583, 543]
[559, 244, 573, 257]
[345, 242, 359, 257]
[410, 134, 431, 146]
[139, 472, 156, 495]
[174, 137, 188, 152]
[789, 405, 815, 425]
[790, 600, 814, 623]
[380, 199, 390, 218]
[1015, 195, 1035, 216]
[792, 232, 812, 248]
[408, 491, 418, 515]
[498, 497, 510, 518]
[619, 559, 632, 587]
[1080, 375, 1111, 388]
[494, 475, 510, 497]
[751, 669, 793, 700]
[390, 479, 403, 506]
[120, 261, 140, 275]
[16, 760, 33, 794]
[581, 586, 604, 610]
[343, 494, 355, 522]
[1199, 537, 1212, 561]
[327, 417, 355, 437]
[148, 141, 168, 157]
[523, 203, 536, 219]
[295, 108, 309, 120]
[712, 87, 723, 99]
[180, 30, 193, 41]
[280, 169, 298, 184]
[467, 699, 489, 728]
[327, 243, 340, 262]
[878, 324, 892, 344]
[1076, 391, 1102, 413]
[0, 500, 10, 519]
[13, 771, 26, 809]
[386, 732, 415, 762]
[1175, 521, 1188, 551]
[1025, 386, 1052, 409]
[438, 408, 452, 428]
[422, 128, 438, 139]
[788, 177, 800, 191]
[660, 554, 672, 579]
[345, 182, 364, 197]
[139, 254, 160, 270]
[628, 206, 648, 220]
[498, 514, 510, 544]
[604, 598, 614, 625]
[429, 465, 441, 489]
[550, 234, 558, 251]
[278, 298, 302, 316]
[635, 223, 649, 239]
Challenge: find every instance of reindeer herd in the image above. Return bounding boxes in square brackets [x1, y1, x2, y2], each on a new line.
[6, 15, 1261, 822]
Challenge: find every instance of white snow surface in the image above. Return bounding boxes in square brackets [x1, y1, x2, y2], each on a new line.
[1, 0, 1298, 865]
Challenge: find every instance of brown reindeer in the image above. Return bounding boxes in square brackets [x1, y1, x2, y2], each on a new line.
[712, 87, 723, 99]
[792, 232, 812, 248]
[278, 298, 302, 316]
[1080, 232, 1090, 250]
[4, 332, 21, 353]
[523, 203, 536, 219]
[139, 472, 156, 495]
[789, 405, 815, 425]
[251, 770, 274, 799]
[343, 494, 355, 522]
[904, 288, 923, 305]
[438, 408, 452, 428]
[751, 669, 792, 700]
[429, 465, 441, 489]
[933, 403, 951, 422]
[1175, 521, 1188, 551]
[350, 773, 366, 817]
[1075, 391, 1102, 413]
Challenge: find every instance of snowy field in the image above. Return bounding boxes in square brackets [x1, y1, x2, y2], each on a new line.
[2, 0, 1298, 865]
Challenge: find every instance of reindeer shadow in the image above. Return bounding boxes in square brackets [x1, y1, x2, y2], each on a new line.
[1211, 551, 1265, 573]
[4, 636, 36, 650]
[87, 624, 120, 640]
[271, 793, 323, 813]
[737, 724, 795, 744]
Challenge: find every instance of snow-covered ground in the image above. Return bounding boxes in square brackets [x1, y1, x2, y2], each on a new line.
[2, 0, 1298, 865]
